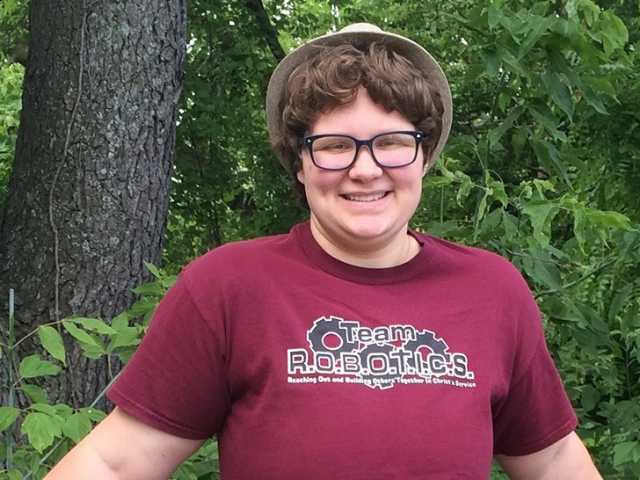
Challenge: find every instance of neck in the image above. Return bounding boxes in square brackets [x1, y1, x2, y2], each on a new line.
[309, 218, 420, 268]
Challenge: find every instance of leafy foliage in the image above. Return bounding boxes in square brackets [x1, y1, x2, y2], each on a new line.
[0, 265, 219, 479]
[0, 62, 22, 212]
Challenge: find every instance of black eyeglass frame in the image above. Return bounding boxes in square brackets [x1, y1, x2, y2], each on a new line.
[300, 130, 426, 171]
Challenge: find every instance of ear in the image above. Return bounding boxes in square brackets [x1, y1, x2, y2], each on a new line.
[296, 168, 305, 185]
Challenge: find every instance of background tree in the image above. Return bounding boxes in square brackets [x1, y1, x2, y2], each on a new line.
[0, 0, 187, 407]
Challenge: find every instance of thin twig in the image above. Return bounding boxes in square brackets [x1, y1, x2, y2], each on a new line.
[534, 258, 617, 299]
[10, 319, 66, 350]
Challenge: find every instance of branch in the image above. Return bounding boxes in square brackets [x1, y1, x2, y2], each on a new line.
[534, 257, 617, 299]
[243, 0, 285, 62]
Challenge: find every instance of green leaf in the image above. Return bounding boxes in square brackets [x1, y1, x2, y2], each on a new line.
[38, 325, 66, 365]
[488, 178, 508, 207]
[30, 403, 58, 416]
[128, 298, 159, 317]
[528, 107, 567, 141]
[485, 50, 499, 77]
[614, 441, 639, 467]
[572, 206, 632, 250]
[132, 282, 164, 296]
[511, 127, 529, 161]
[488, 5, 503, 29]
[532, 258, 563, 290]
[53, 403, 74, 419]
[572, 328, 603, 352]
[584, 208, 632, 231]
[160, 275, 177, 290]
[111, 312, 130, 330]
[0, 406, 20, 433]
[438, 162, 456, 180]
[488, 107, 524, 147]
[3, 469, 23, 480]
[532, 179, 556, 198]
[144, 261, 162, 279]
[608, 284, 632, 323]
[542, 72, 574, 120]
[517, 16, 555, 59]
[582, 86, 608, 115]
[576, 303, 609, 335]
[63, 321, 98, 346]
[80, 341, 107, 359]
[21, 383, 48, 404]
[79, 407, 107, 423]
[622, 306, 640, 333]
[21, 412, 62, 453]
[474, 191, 489, 234]
[596, 11, 628, 55]
[584, 76, 617, 101]
[531, 139, 572, 187]
[69, 317, 117, 335]
[19, 354, 62, 379]
[572, 0, 600, 26]
[580, 385, 600, 412]
[502, 210, 519, 239]
[498, 47, 526, 76]
[424, 175, 454, 188]
[522, 201, 560, 246]
[455, 173, 474, 206]
[62, 412, 93, 443]
[107, 326, 141, 352]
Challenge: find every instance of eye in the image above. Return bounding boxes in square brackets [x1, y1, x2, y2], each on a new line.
[375, 133, 414, 149]
[313, 137, 354, 153]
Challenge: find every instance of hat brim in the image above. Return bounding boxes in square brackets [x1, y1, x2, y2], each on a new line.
[266, 26, 453, 167]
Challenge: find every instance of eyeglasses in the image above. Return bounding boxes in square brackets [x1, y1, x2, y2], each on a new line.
[300, 130, 426, 171]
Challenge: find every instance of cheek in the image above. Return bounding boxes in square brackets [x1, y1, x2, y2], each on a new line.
[392, 167, 424, 190]
[303, 169, 344, 195]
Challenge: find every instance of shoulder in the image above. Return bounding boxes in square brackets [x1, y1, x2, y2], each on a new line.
[417, 232, 529, 295]
[178, 229, 297, 287]
[166, 231, 296, 313]
[189, 233, 288, 272]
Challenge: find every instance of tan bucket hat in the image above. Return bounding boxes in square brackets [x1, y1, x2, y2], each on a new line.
[266, 23, 453, 165]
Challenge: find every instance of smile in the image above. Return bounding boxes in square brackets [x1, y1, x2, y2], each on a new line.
[341, 191, 389, 202]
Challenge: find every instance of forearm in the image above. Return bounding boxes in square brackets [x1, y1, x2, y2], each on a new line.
[44, 408, 203, 480]
[45, 439, 121, 480]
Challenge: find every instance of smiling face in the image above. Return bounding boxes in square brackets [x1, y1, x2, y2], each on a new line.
[297, 88, 426, 266]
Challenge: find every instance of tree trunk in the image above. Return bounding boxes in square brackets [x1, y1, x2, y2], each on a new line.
[0, 0, 186, 408]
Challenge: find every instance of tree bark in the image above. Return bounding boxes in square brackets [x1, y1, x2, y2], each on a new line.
[0, 0, 186, 408]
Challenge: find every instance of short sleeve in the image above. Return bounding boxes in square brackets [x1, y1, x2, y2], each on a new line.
[492, 290, 578, 456]
[107, 272, 230, 439]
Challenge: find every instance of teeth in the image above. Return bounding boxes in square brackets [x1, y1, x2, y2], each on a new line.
[343, 192, 386, 202]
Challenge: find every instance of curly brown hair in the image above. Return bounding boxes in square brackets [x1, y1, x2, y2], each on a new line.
[271, 42, 444, 203]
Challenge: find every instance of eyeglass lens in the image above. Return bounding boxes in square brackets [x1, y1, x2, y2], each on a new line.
[311, 133, 418, 169]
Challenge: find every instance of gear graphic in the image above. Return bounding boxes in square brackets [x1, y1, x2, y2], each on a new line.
[358, 343, 398, 390]
[403, 330, 448, 374]
[307, 316, 358, 359]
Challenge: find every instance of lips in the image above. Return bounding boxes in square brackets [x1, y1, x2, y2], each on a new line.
[341, 191, 390, 202]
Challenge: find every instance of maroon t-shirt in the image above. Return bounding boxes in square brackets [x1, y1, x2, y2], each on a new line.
[108, 222, 577, 479]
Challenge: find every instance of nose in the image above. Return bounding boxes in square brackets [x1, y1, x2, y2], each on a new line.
[348, 145, 383, 180]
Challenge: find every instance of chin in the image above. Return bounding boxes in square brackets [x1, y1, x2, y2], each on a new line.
[340, 222, 398, 242]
